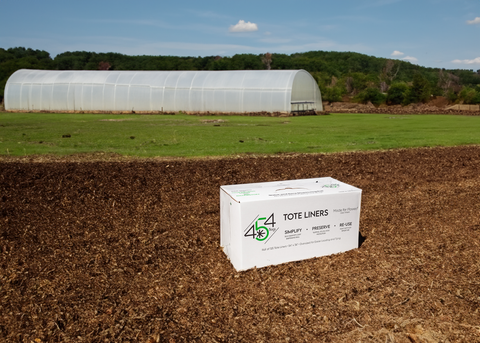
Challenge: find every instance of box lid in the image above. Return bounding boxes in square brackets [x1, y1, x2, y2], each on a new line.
[221, 177, 361, 203]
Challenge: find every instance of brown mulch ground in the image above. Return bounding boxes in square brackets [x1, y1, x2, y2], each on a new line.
[2, 147, 480, 342]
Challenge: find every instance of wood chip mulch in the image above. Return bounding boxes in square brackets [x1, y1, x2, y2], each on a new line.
[1, 146, 480, 342]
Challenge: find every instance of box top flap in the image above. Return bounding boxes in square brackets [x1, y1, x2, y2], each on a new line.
[220, 177, 361, 202]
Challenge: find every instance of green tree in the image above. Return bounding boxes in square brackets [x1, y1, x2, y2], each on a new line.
[404, 73, 432, 104]
[386, 83, 409, 105]
[458, 87, 480, 104]
[446, 89, 458, 103]
[345, 72, 376, 94]
[355, 87, 386, 105]
[321, 85, 344, 103]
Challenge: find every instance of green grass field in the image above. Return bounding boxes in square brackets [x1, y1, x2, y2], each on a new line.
[1, 112, 480, 157]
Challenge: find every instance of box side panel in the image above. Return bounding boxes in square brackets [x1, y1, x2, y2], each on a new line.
[238, 191, 362, 270]
[229, 201, 243, 271]
[220, 190, 231, 250]
[329, 191, 362, 252]
[353, 190, 362, 245]
[220, 188, 244, 271]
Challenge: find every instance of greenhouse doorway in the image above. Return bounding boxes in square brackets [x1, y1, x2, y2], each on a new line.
[291, 101, 316, 116]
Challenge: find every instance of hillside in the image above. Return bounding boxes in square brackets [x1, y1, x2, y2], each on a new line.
[1, 47, 480, 107]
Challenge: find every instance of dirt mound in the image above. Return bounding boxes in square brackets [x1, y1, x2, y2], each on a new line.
[2, 146, 480, 342]
[324, 99, 480, 116]
[429, 96, 449, 108]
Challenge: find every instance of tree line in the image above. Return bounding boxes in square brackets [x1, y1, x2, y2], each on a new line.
[1, 47, 480, 105]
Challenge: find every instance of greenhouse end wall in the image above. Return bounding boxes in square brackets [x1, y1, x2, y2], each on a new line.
[5, 69, 323, 114]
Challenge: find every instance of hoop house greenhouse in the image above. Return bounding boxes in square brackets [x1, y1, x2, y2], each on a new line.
[5, 69, 323, 114]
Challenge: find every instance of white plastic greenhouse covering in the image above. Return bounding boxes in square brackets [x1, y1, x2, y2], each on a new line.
[5, 69, 323, 114]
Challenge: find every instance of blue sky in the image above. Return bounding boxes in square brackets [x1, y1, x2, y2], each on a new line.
[1, 0, 479, 69]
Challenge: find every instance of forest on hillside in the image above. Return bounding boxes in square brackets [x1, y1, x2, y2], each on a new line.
[1, 47, 480, 106]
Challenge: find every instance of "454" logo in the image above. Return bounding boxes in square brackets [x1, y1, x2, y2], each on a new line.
[244, 214, 276, 241]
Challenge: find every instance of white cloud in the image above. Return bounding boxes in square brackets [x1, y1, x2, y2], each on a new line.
[391, 50, 404, 56]
[229, 20, 258, 33]
[467, 17, 480, 25]
[452, 57, 480, 64]
[402, 56, 418, 63]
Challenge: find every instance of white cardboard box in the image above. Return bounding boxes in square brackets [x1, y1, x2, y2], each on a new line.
[220, 177, 362, 271]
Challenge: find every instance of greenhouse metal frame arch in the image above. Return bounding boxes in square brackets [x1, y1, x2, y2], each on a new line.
[5, 69, 323, 114]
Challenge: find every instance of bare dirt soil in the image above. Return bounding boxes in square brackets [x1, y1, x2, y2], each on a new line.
[326, 104, 480, 115]
[2, 146, 480, 342]
[324, 98, 480, 116]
